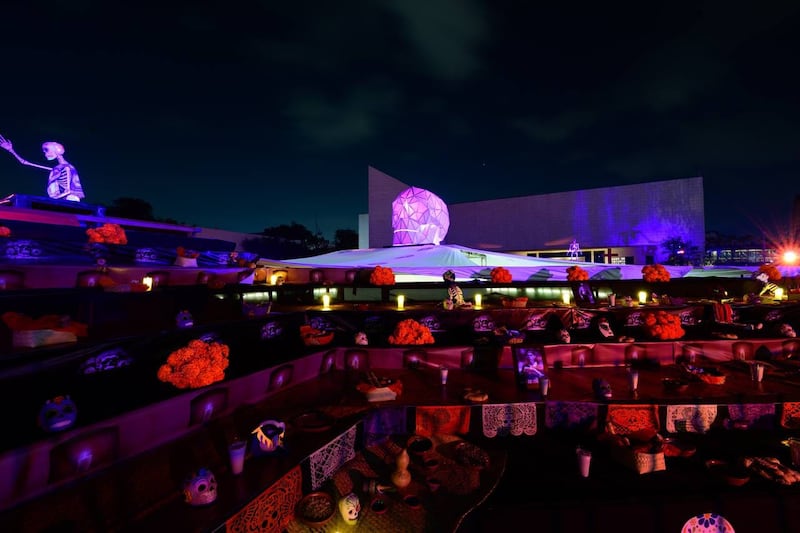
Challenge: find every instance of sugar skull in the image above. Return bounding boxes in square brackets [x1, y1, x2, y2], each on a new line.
[175, 310, 194, 329]
[38, 395, 78, 432]
[593, 378, 613, 400]
[419, 315, 442, 332]
[80, 348, 132, 375]
[261, 321, 284, 340]
[472, 314, 495, 333]
[391, 186, 450, 246]
[135, 248, 159, 263]
[182, 467, 218, 506]
[338, 492, 361, 525]
[250, 420, 286, 456]
[354, 331, 369, 345]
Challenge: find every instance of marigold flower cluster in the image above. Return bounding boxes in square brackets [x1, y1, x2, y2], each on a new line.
[643, 311, 685, 340]
[157, 339, 230, 389]
[642, 264, 670, 282]
[86, 223, 128, 245]
[388, 318, 435, 345]
[176, 246, 200, 258]
[0, 226, 11, 237]
[757, 263, 782, 282]
[370, 265, 395, 285]
[566, 265, 589, 281]
[490, 266, 512, 283]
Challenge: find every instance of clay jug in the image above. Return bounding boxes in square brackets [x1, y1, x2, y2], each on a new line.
[391, 448, 412, 489]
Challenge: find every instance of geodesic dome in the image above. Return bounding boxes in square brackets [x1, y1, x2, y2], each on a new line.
[391, 186, 450, 246]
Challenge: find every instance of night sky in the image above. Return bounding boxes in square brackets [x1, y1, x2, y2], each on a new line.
[1, 1, 798, 241]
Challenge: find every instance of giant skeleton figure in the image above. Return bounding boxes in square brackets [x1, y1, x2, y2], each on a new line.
[0, 133, 84, 201]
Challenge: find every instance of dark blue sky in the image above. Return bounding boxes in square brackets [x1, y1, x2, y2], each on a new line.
[1, 1, 798, 240]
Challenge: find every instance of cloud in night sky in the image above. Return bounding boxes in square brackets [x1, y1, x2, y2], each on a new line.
[0, 0, 798, 241]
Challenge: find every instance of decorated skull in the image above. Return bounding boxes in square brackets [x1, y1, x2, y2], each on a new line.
[354, 331, 368, 345]
[558, 328, 571, 343]
[38, 395, 78, 432]
[472, 314, 495, 333]
[182, 468, 218, 506]
[81, 348, 132, 375]
[260, 321, 284, 340]
[419, 315, 442, 332]
[135, 247, 159, 263]
[175, 310, 194, 329]
[338, 492, 361, 525]
[308, 316, 333, 332]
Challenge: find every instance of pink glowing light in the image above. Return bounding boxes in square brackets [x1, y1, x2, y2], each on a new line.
[391, 187, 450, 246]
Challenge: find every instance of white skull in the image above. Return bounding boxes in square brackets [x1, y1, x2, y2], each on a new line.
[338, 492, 361, 525]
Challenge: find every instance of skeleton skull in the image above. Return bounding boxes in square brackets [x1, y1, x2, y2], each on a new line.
[338, 492, 361, 525]
[183, 468, 218, 506]
[41, 141, 65, 160]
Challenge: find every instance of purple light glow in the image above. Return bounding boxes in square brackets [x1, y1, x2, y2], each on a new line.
[391, 187, 450, 246]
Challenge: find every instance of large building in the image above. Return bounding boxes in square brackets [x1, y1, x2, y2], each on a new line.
[363, 166, 705, 265]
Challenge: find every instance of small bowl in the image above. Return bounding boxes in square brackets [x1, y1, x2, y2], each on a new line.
[705, 459, 750, 487]
[407, 435, 433, 455]
[370, 497, 389, 514]
[296, 491, 336, 527]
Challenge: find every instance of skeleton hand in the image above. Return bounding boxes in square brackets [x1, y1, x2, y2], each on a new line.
[0, 133, 12, 151]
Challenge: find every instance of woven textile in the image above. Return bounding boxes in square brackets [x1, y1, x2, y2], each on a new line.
[606, 404, 660, 435]
[309, 424, 358, 490]
[724, 403, 776, 430]
[665, 404, 718, 433]
[226, 465, 302, 533]
[545, 401, 599, 431]
[781, 402, 800, 429]
[415, 406, 471, 437]
[481, 402, 537, 437]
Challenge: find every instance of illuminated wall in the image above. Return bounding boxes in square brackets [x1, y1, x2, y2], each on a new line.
[367, 166, 705, 263]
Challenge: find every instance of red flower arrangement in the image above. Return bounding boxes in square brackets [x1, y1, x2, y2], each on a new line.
[566, 265, 589, 281]
[490, 266, 512, 283]
[388, 318, 435, 345]
[643, 311, 685, 340]
[176, 246, 200, 259]
[157, 339, 230, 389]
[0, 226, 11, 237]
[642, 264, 671, 283]
[86, 223, 128, 245]
[370, 265, 396, 285]
[757, 263, 782, 282]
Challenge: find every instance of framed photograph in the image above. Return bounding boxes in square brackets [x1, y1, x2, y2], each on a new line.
[572, 281, 597, 306]
[511, 345, 546, 389]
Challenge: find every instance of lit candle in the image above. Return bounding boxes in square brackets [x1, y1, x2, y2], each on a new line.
[562, 291, 571, 305]
[474, 293, 482, 309]
[269, 274, 278, 285]
[638, 291, 648, 304]
[142, 276, 153, 291]
[322, 294, 331, 310]
[775, 288, 785, 300]
[397, 294, 405, 310]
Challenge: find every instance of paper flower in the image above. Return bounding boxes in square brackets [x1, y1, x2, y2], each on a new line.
[370, 265, 396, 286]
[643, 311, 684, 340]
[388, 318, 435, 345]
[490, 266, 512, 283]
[566, 265, 589, 281]
[642, 264, 670, 282]
[86, 223, 128, 245]
[757, 263, 782, 282]
[157, 339, 230, 389]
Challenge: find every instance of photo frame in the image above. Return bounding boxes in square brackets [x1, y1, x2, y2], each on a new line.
[572, 281, 597, 307]
[511, 345, 546, 389]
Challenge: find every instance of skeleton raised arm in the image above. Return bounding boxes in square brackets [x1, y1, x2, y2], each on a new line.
[0, 133, 85, 201]
[0, 133, 51, 171]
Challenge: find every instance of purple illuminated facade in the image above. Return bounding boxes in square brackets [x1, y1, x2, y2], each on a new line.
[368, 166, 705, 263]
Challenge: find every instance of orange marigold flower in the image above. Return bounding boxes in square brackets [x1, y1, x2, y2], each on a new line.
[370, 265, 396, 286]
[0, 226, 11, 237]
[757, 263, 782, 282]
[86, 223, 128, 245]
[642, 311, 684, 340]
[490, 267, 512, 283]
[642, 264, 671, 283]
[566, 265, 589, 281]
[158, 339, 230, 389]
[389, 318, 435, 345]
